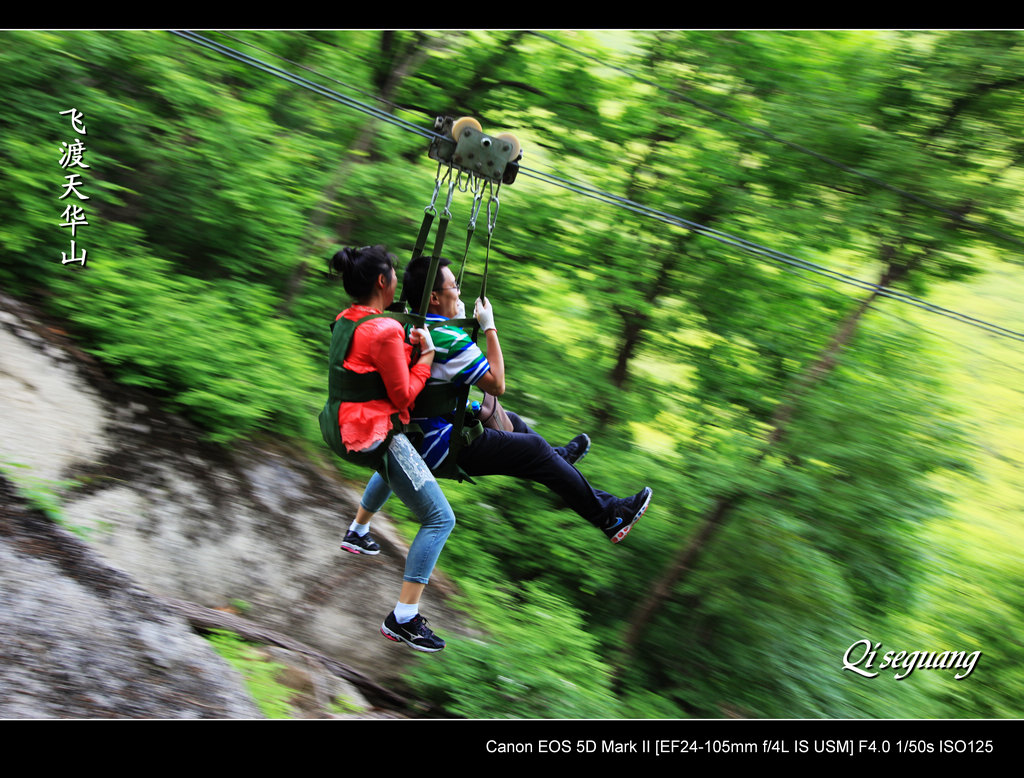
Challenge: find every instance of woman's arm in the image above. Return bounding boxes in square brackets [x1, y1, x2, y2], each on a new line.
[374, 322, 433, 410]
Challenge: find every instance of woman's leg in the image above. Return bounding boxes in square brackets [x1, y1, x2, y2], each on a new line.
[346, 437, 455, 581]
[359, 471, 393, 516]
[399, 580, 426, 605]
[378, 434, 453, 651]
[384, 433, 456, 586]
[341, 471, 393, 555]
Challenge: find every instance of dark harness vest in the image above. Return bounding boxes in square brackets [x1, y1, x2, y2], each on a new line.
[318, 312, 482, 483]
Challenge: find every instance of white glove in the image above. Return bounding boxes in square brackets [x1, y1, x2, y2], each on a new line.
[474, 297, 496, 332]
[456, 299, 466, 319]
[411, 326, 435, 355]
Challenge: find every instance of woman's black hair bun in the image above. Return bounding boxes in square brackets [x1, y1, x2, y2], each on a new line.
[328, 244, 395, 300]
[328, 246, 361, 277]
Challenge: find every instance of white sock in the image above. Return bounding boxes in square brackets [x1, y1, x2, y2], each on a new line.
[394, 601, 419, 623]
[349, 520, 369, 536]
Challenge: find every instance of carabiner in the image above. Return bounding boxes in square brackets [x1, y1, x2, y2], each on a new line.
[487, 183, 501, 235]
[442, 178, 456, 220]
[468, 178, 485, 230]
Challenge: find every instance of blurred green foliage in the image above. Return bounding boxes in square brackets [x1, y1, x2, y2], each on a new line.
[205, 629, 295, 718]
[406, 580, 622, 718]
[2, 29, 1022, 719]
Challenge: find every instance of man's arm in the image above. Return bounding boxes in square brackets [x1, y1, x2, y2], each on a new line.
[473, 299, 505, 396]
[475, 329, 505, 396]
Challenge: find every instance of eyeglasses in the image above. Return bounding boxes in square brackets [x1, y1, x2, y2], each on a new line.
[436, 283, 460, 292]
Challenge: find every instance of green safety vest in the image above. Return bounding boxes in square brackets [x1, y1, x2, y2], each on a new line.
[317, 312, 482, 483]
[318, 313, 402, 476]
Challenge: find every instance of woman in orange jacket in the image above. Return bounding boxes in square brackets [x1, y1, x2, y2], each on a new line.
[322, 245, 453, 652]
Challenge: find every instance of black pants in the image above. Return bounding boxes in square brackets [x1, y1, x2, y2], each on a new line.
[456, 412, 618, 526]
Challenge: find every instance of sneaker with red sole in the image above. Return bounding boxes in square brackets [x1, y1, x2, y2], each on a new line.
[601, 487, 652, 544]
[340, 529, 380, 555]
[381, 611, 446, 652]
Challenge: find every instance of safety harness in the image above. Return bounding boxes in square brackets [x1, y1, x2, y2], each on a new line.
[318, 116, 521, 484]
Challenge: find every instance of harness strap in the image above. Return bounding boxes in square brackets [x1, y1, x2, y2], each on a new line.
[319, 313, 412, 480]
[319, 311, 480, 483]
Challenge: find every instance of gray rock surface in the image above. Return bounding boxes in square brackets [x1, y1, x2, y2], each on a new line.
[0, 475, 261, 718]
[0, 291, 463, 717]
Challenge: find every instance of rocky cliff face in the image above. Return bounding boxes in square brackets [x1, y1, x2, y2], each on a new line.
[0, 474, 262, 718]
[0, 291, 462, 718]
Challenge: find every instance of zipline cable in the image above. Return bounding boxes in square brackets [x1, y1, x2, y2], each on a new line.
[202, 28, 1024, 337]
[215, 30, 425, 119]
[169, 30, 1024, 348]
[515, 166, 1024, 344]
[529, 30, 1024, 256]
[169, 30, 439, 143]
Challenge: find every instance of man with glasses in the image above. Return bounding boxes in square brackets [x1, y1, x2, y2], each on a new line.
[342, 255, 652, 564]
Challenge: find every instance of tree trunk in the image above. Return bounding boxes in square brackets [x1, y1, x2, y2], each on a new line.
[278, 32, 439, 316]
[610, 315, 649, 388]
[614, 264, 891, 680]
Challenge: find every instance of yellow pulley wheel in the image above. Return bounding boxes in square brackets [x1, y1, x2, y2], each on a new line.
[451, 116, 482, 140]
[495, 132, 521, 161]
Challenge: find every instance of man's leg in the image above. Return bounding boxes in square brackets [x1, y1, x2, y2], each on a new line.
[505, 411, 589, 465]
[457, 424, 617, 526]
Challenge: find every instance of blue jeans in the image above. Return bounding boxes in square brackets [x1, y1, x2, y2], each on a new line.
[363, 433, 455, 585]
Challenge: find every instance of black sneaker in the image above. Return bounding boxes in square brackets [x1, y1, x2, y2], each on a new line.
[561, 433, 591, 465]
[340, 529, 380, 555]
[380, 611, 446, 652]
[601, 487, 652, 544]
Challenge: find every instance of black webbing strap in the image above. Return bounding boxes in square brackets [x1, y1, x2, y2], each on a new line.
[417, 254, 443, 318]
[397, 165, 503, 479]
[410, 210, 435, 269]
[400, 208, 436, 308]
[433, 213, 450, 260]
